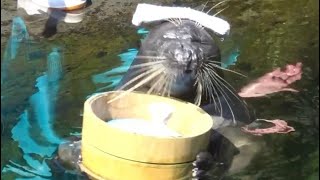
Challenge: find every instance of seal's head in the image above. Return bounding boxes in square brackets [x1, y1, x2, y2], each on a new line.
[147, 20, 221, 97]
[119, 20, 221, 100]
[116, 19, 251, 126]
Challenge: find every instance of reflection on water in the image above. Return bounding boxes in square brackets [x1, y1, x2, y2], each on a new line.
[1, 0, 319, 179]
[91, 48, 138, 92]
[1, 17, 30, 84]
[18, 0, 89, 38]
[91, 28, 148, 94]
[1, 19, 65, 178]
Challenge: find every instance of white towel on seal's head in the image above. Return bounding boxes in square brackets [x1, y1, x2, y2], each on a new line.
[132, 3, 230, 35]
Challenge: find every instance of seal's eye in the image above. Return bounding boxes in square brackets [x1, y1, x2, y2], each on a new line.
[185, 70, 192, 74]
[191, 39, 202, 43]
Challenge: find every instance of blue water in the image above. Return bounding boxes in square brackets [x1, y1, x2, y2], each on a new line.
[91, 28, 149, 92]
[1, 19, 240, 178]
[1, 22, 151, 178]
[2, 26, 65, 178]
[91, 48, 138, 91]
[1, 17, 30, 85]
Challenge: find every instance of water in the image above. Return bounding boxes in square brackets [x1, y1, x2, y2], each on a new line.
[1, 0, 318, 179]
[1, 16, 30, 84]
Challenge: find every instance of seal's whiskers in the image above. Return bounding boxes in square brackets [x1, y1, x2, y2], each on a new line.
[171, 18, 180, 25]
[209, 60, 233, 68]
[199, 66, 223, 115]
[207, 63, 249, 109]
[161, 74, 172, 96]
[206, 63, 247, 104]
[167, 75, 175, 97]
[108, 66, 164, 103]
[136, 56, 167, 60]
[177, 18, 182, 26]
[208, 62, 247, 77]
[118, 67, 160, 90]
[200, 68, 223, 114]
[206, 68, 236, 124]
[120, 68, 164, 96]
[213, 71, 250, 116]
[201, 1, 209, 12]
[147, 74, 166, 94]
[195, 1, 208, 29]
[193, 20, 203, 28]
[205, 64, 251, 123]
[206, 0, 229, 15]
[129, 60, 165, 69]
[213, 6, 229, 17]
[194, 78, 203, 106]
[167, 18, 179, 26]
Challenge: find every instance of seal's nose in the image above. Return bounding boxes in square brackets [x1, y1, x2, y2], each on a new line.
[174, 48, 195, 73]
[172, 43, 199, 74]
[174, 48, 192, 62]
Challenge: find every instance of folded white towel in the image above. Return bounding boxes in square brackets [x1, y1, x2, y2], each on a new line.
[132, 3, 230, 35]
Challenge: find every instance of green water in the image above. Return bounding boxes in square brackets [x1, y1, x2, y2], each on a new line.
[1, 0, 319, 179]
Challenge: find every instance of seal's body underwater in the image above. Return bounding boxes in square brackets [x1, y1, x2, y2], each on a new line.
[116, 20, 255, 127]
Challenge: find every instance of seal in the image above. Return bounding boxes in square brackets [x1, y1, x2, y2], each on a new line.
[50, 19, 255, 179]
[52, 17, 302, 180]
[111, 18, 257, 179]
[114, 19, 254, 127]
